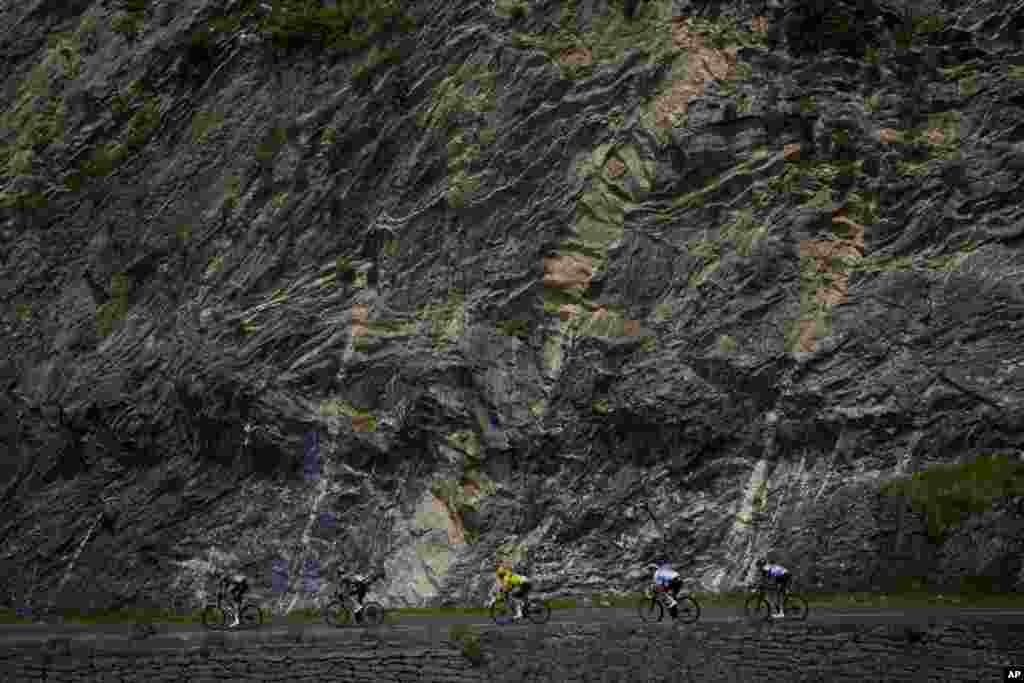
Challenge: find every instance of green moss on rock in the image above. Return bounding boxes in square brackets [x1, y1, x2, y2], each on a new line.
[716, 334, 738, 355]
[880, 454, 1024, 542]
[261, 0, 416, 53]
[496, 318, 531, 341]
[335, 256, 355, 284]
[96, 274, 131, 339]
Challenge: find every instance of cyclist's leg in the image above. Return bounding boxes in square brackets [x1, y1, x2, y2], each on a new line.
[667, 578, 680, 607]
[773, 578, 785, 616]
[779, 575, 791, 615]
[229, 592, 242, 625]
[521, 583, 532, 613]
[512, 585, 528, 617]
[354, 585, 368, 617]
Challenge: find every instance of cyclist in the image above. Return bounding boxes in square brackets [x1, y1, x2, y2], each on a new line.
[495, 564, 531, 621]
[647, 562, 682, 618]
[757, 557, 791, 619]
[337, 569, 383, 620]
[220, 572, 249, 628]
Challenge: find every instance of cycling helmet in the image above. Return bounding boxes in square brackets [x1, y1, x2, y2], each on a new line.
[646, 563, 659, 571]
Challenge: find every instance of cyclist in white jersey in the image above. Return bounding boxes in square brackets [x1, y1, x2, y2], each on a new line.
[647, 562, 683, 618]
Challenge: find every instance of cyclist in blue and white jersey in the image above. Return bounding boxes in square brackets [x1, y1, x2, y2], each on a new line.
[757, 558, 791, 619]
[647, 562, 683, 618]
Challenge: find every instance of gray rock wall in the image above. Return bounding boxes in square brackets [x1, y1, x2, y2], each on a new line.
[2, 0, 1024, 612]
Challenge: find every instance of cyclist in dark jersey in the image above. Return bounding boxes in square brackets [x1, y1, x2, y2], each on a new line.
[757, 558, 791, 618]
[221, 573, 249, 627]
[337, 569, 383, 619]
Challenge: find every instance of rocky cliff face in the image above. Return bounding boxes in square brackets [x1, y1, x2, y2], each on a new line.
[1, 0, 1023, 612]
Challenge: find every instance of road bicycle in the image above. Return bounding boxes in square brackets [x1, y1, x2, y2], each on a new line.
[488, 592, 551, 625]
[201, 586, 264, 630]
[743, 582, 809, 622]
[322, 589, 385, 627]
[637, 585, 701, 624]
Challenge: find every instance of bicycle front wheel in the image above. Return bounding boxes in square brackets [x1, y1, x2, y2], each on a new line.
[201, 605, 227, 630]
[744, 595, 771, 621]
[637, 595, 663, 623]
[526, 599, 551, 624]
[239, 604, 263, 629]
[674, 595, 700, 624]
[323, 600, 353, 628]
[360, 602, 385, 626]
[490, 599, 514, 625]
[783, 594, 808, 621]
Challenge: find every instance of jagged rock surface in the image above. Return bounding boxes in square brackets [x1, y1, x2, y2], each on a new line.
[1, 0, 1023, 611]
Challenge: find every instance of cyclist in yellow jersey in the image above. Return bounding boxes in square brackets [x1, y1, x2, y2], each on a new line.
[495, 565, 532, 620]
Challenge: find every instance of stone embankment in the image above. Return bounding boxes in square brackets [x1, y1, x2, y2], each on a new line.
[1, 616, 1020, 682]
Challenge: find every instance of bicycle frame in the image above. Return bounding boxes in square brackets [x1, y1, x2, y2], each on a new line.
[751, 583, 790, 610]
[489, 591, 528, 613]
[332, 585, 379, 617]
[649, 584, 678, 605]
[322, 586, 385, 628]
[334, 592, 358, 609]
[335, 583, 365, 603]
[495, 590, 527, 607]
[213, 587, 245, 618]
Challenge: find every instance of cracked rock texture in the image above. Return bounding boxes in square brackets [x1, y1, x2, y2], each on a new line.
[1, 0, 1023, 613]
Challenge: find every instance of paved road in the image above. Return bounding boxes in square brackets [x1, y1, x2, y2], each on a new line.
[1, 607, 1022, 648]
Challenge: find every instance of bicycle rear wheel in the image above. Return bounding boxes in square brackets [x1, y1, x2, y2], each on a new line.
[360, 602, 385, 626]
[323, 600, 353, 628]
[490, 599, 514, 625]
[637, 594, 663, 623]
[674, 595, 700, 624]
[744, 595, 770, 621]
[526, 599, 551, 624]
[201, 605, 227, 630]
[783, 594, 808, 621]
[239, 603, 263, 629]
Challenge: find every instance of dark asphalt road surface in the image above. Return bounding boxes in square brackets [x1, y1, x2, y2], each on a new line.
[1, 607, 1022, 648]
